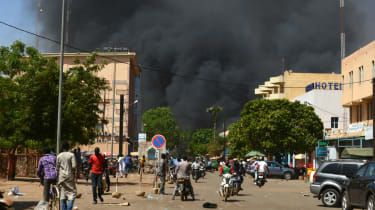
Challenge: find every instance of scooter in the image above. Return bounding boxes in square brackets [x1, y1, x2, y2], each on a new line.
[219, 174, 234, 202]
[177, 178, 195, 201]
[256, 172, 266, 188]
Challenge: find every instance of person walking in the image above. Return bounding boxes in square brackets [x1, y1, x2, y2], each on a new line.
[139, 155, 146, 174]
[118, 155, 125, 178]
[89, 147, 105, 204]
[103, 155, 111, 192]
[124, 154, 132, 178]
[158, 153, 168, 195]
[74, 148, 82, 180]
[37, 147, 57, 203]
[56, 143, 77, 210]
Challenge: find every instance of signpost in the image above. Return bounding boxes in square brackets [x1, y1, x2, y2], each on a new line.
[151, 134, 167, 189]
[151, 134, 166, 149]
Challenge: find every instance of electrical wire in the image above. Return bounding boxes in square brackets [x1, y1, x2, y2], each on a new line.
[0, 20, 371, 89]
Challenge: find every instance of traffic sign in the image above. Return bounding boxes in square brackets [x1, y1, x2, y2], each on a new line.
[138, 133, 147, 143]
[151, 134, 166, 149]
[318, 140, 328, 147]
[316, 147, 328, 157]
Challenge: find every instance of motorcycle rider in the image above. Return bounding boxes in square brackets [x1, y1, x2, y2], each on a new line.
[172, 156, 195, 200]
[254, 157, 268, 183]
[219, 161, 231, 176]
[192, 158, 200, 180]
[232, 160, 244, 190]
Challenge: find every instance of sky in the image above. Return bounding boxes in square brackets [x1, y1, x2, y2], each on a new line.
[0, 1, 36, 47]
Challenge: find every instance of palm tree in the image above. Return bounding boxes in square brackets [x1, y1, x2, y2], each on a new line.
[206, 105, 223, 143]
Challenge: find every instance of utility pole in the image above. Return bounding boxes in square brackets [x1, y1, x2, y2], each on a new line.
[119, 94, 124, 156]
[223, 121, 226, 159]
[372, 69, 375, 160]
[56, 0, 66, 154]
[111, 62, 117, 158]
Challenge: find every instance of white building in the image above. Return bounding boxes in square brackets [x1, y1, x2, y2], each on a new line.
[293, 89, 349, 132]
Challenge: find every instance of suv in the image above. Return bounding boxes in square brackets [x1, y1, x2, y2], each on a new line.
[342, 161, 375, 210]
[310, 160, 365, 207]
[246, 161, 295, 180]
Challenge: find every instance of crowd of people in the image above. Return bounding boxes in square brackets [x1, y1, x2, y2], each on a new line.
[36, 144, 271, 209]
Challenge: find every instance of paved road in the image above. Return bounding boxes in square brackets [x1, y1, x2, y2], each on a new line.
[1, 172, 340, 210]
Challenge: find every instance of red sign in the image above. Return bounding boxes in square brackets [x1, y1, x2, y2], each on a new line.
[151, 134, 166, 149]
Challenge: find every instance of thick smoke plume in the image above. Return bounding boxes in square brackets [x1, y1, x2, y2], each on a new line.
[26, 0, 375, 129]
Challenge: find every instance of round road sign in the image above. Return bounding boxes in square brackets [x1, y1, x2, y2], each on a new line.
[151, 134, 166, 149]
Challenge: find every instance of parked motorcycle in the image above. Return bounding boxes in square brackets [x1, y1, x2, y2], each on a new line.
[177, 178, 195, 201]
[256, 172, 266, 188]
[219, 174, 234, 202]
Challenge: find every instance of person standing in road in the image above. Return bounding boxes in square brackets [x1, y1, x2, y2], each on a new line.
[158, 153, 168, 195]
[103, 155, 111, 192]
[37, 147, 58, 203]
[57, 143, 77, 210]
[74, 148, 82, 180]
[89, 147, 105, 204]
[124, 154, 132, 178]
[139, 155, 146, 174]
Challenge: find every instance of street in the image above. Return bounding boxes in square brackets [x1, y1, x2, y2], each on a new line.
[1, 172, 339, 210]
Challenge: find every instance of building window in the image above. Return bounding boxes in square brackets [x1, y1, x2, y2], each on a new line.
[357, 105, 363, 122]
[349, 71, 353, 88]
[369, 102, 373, 120]
[350, 107, 353, 123]
[359, 66, 364, 84]
[331, 117, 339, 129]
[372, 60, 375, 78]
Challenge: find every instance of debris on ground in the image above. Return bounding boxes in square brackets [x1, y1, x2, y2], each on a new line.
[112, 192, 122, 199]
[8, 186, 23, 196]
[203, 202, 218, 208]
[136, 191, 145, 197]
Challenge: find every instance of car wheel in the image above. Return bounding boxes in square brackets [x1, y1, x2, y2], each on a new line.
[367, 194, 375, 210]
[321, 188, 340, 207]
[342, 191, 353, 210]
[283, 172, 292, 180]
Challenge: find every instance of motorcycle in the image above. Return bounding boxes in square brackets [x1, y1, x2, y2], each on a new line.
[256, 172, 266, 188]
[219, 173, 234, 202]
[230, 173, 242, 195]
[199, 166, 206, 178]
[192, 168, 200, 183]
[177, 178, 195, 201]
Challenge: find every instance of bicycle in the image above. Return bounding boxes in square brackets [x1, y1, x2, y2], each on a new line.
[49, 184, 60, 210]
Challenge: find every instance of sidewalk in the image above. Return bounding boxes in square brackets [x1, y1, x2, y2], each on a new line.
[0, 172, 158, 209]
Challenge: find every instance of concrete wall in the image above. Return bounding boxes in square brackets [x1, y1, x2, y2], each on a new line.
[293, 89, 349, 130]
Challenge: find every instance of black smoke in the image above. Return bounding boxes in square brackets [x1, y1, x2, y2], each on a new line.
[26, 0, 375, 129]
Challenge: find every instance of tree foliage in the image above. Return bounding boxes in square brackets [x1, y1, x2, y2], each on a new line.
[228, 99, 323, 157]
[142, 107, 179, 150]
[190, 128, 213, 156]
[0, 41, 109, 151]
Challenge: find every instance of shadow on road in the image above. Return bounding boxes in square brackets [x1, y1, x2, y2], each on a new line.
[13, 201, 38, 210]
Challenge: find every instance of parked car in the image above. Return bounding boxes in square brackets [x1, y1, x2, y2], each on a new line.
[310, 159, 365, 207]
[246, 161, 295, 180]
[342, 161, 375, 210]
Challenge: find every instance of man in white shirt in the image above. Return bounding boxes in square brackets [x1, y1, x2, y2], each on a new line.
[254, 157, 268, 182]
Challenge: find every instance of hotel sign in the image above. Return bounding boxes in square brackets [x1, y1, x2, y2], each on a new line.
[306, 82, 342, 92]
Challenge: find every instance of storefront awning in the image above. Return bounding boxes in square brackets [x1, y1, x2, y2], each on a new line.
[341, 148, 373, 158]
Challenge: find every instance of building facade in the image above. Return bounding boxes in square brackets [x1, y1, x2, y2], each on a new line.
[44, 52, 140, 156]
[335, 40, 375, 159]
[255, 70, 342, 100]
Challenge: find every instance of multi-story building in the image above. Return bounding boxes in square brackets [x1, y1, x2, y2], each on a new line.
[334, 40, 375, 159]
[44, 52, 140, 156]
[255, 70, 342, 100]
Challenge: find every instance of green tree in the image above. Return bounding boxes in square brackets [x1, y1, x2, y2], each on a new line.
[0, 41, 108, 179]
[228, 99, 323, 157]
[142, 107, 179, 151]
[190, 128, 213, 156]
